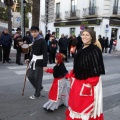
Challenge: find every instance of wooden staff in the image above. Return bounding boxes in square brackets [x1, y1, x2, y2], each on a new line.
[22, 63, 29, 96]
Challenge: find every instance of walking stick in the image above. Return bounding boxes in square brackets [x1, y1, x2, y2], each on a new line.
[22, 63, 29, 96]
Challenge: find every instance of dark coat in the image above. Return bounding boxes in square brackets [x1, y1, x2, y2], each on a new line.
[58, 37, 68, 51]
[77, 36, 83, 50]
[49, 39, 58, 53]
[71, 38, 78, 47]
[0, 32, 12, 47]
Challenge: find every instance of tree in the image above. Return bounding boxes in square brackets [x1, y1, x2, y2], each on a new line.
[4, 0, 14, 36]
[32, 0, 40, 27]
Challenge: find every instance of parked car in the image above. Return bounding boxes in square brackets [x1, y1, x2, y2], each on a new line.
[12, 28, 17, 35]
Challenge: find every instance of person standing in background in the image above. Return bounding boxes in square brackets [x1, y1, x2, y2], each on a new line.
[58, 34, 69, 62]
[68, 34, 73, 58]
[23, 31, 32, 60]
[77, 34, 83, 51]
[13, 27, 23, 65]
[45, 30, 51, 43]
[0, 29, 12, 63]
[109, 37, 114, 54]
[70, 35, 78, 58]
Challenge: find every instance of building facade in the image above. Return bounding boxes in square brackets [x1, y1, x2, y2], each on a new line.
[39, 0, 120, 50]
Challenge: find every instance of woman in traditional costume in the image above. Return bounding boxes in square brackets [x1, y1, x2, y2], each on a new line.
[43, 53, 68, 111]
[66, 27, 105, 120]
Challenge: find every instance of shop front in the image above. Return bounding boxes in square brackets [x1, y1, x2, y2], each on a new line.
[54, 19, 101, 38]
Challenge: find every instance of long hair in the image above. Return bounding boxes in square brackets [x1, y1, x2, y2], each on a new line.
[82, 27, 96, 44]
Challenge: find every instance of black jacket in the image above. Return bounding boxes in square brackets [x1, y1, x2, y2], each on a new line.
[30, 35, 48, 67]
[49, 39, 58, 53]
[58, 37, 68, 51]
[0, 32, 12, 47]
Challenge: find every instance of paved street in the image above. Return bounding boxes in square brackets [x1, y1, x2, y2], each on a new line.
[0, 51, 120, 120]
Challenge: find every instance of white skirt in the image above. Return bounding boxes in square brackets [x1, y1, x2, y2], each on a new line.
[43, 78, 68, 111]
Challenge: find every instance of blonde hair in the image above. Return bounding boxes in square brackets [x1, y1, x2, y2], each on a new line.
[94, 40, 102, 51]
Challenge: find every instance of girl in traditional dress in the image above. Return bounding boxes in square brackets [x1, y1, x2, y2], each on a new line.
[66, 27, 105, 120]
[43, 53, 68, 111]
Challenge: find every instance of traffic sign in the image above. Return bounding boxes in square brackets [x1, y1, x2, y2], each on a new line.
[16, 17, 21, 22]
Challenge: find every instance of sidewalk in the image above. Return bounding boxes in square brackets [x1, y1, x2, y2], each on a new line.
[0, 22, 8, 28]
[111, 51, 120, 55]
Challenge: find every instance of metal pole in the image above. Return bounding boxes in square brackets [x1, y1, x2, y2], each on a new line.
[24, 6, 25, 37]
[21, 0, 24, 37]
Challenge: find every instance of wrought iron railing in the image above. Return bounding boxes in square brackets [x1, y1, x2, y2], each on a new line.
[83, 7, 99, 16]
[65, 10, 80, 19]
[55, 12, 61, 19]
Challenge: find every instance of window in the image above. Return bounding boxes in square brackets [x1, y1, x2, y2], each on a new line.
[114, 0, 119, 6]
[71, 0, 77, 12]
[56, 3, 60, 14]
[113, 0, 119, 14]
[70, 28, 75, 35]
[89, 0, 96, 7]
[56, 28, 59, 39]
[89, 0, 96, 15]
[56, 3, 60, 18]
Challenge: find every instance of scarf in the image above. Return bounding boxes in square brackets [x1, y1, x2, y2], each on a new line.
[73, 44, 105, 80]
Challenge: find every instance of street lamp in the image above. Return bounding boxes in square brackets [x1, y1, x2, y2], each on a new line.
[23, 0, 27, 37]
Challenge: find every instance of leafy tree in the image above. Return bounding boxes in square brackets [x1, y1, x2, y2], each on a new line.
[4, 0, 14, 35]
[32, 0, 40, 26]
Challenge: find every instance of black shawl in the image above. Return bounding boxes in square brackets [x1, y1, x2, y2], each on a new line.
[73, 44, 105, 80]
[53, 63, 68, 78]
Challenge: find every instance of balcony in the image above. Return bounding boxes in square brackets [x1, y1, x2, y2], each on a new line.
[83, 7, 99, 18]
[65, 10, 80, 20]
[55, 13, 62, 21]
[111, 6, 120, 18]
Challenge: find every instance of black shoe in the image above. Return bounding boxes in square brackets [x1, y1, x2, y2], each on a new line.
[18, 63, 23, 65]
[2, 61, 5, 63]
[6, 61, 10, 63]
[43, 108, 53, 112]
[9, 58, 11, 60]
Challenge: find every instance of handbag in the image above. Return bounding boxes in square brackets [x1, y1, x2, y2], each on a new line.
[70, 46, 76, 53]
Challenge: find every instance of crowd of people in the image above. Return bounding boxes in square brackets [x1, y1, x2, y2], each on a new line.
[98, 35, 117, 54]
[0, 27, 117, 65]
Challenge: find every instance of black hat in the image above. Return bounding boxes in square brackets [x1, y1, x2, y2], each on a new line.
[16, 27, 21, 31]
[31, 26, 39, 31]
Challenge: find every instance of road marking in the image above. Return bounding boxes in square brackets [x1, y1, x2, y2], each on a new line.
[30, 111, 38, 116]
[14, 66, 73, 75]
[103, 84, 120, 98]
[102, 73, 120, 81]
[104, 105, 120, 119]
[7, 63, 73, 70]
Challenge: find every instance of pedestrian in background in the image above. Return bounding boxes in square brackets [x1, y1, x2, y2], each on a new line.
[102, 36, 106, 53]
[113, 39, 117, 52]
[0, 29, 12, 63]
[45, 30, 51, 43]
[104, 37, 109, 53]
[70, 35, 78, 58]
[77, 34, 83, 51]
[13, 27, 23, 65]
[58, 34, 69, 62]
[68, 34, 73, 58]
[48, 35, 57, 64]
[109, 37, 114, 54]
[23, 31, 32, 60]
[98, 35, 103, 51]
